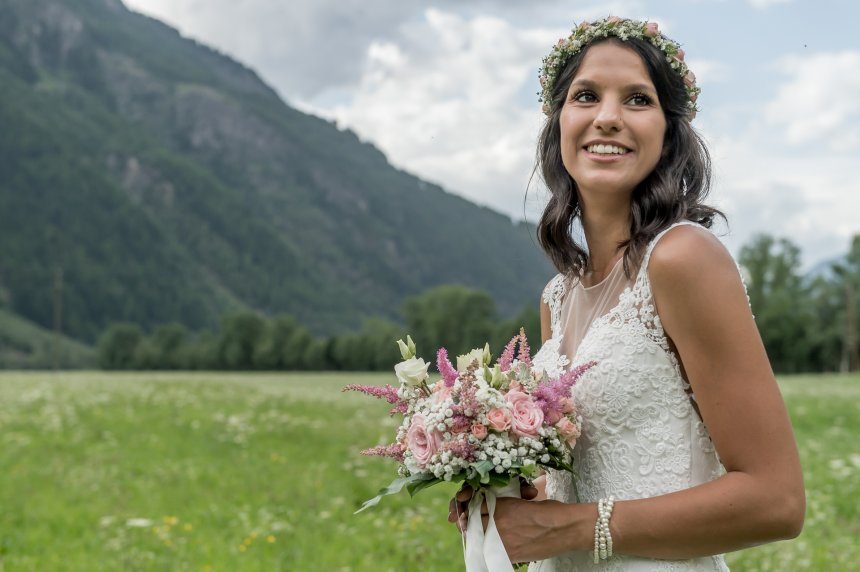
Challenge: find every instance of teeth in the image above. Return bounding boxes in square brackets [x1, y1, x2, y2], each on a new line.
[586, 144, 629, 155]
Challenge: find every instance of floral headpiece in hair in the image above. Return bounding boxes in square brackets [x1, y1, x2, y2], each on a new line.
[538, 16, 700, 120]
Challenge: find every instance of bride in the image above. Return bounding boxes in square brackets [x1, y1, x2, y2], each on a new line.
[448, 16, 805, 570]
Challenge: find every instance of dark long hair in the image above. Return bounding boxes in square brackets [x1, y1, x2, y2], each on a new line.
[534, 35, 726, 282]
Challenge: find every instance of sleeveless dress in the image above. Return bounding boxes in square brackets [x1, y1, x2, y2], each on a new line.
[528, 220, 748, 571]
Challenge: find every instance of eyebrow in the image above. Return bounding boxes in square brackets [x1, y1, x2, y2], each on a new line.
[569, 78, 655, 93]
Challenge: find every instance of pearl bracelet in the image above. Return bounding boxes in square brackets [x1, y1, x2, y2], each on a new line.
[593, 496, 615, 564]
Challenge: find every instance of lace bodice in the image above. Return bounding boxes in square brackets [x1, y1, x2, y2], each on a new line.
[528, 221, 747, 571]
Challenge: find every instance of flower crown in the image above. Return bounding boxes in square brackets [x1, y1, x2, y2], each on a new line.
[538, 16, 700, 120]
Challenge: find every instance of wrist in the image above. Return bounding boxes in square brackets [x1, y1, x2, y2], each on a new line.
[554, 501, 600, 552]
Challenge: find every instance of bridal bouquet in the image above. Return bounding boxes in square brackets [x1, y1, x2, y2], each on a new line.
[344, 328, 595, 571]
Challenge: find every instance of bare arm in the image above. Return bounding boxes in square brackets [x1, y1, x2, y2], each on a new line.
[549, 225, 805, 559]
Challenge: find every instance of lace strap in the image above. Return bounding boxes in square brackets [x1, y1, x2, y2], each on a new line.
[635, 220, 754, 317]
[638, 220, 702, 277]
[541, 273, 567, 338]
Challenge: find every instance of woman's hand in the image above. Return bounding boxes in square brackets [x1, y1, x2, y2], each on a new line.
[446, 477, 581, 563]
[447, 477, 538, 533]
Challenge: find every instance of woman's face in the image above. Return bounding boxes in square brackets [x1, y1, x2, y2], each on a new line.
[559, 41, 667, 205]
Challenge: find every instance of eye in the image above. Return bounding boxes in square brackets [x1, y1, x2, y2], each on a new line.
[630, 92, 652, 106]
[571, 90, 596, 103]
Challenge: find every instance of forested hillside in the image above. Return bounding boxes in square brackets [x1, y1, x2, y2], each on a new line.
[0, 0, 553, 345]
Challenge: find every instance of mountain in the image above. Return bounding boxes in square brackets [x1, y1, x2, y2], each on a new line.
[0, 0, 554, 344]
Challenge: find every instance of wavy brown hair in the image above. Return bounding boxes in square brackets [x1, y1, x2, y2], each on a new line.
[533, 36, 726, 282]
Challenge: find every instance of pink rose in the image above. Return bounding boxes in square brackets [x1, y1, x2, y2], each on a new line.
[644, 22, 659, 37]
[471, 424, 488, 440]
[578, 21, 590, 32]
[509, 380, 523, 392]
[561, 397, 577, 415]
[545, 408, 563, 425]
[556, 417, 581, 446]
[407, 414, 441, 468]
[676, 48, 685, 61]
[505, 390, 544, 438]
[487, 407, 512, 432]
[607, 16, 623, 24]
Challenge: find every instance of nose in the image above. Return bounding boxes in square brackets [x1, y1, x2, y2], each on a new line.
[593, 99, 623, 132]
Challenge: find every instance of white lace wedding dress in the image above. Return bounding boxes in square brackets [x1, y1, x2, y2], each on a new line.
[528, 221, 742, 571]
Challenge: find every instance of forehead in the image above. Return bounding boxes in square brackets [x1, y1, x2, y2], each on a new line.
[573, 42, 653, 87]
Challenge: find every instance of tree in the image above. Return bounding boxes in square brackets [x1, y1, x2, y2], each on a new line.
[216, 312, 266, 370]
[401, 285, 497, 362]
[253, 314, 301, 370]
[739, 234, 814, 373]
[97, 323, 143, 370]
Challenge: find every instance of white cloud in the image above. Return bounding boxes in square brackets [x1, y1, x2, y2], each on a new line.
[764, 51, 860, 151]
[685, 58, 731, 85]
[305, 8, 557, 220]
[747, 0, 792, 8]
[702, 123, 859, 270]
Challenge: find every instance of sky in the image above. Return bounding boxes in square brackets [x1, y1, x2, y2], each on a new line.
[123, 0, 860, 270]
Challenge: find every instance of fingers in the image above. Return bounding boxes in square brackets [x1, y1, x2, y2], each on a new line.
[456, 484, 473, 503]
[448, 498, 458, 523]
[521, 482, 539, 500]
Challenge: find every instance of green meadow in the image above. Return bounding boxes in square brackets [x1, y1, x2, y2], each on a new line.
[0, 371, 857, 571]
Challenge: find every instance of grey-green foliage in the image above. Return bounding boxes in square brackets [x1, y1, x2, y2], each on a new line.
[741, 233, 860, 373]
[97, 322, 144, 370]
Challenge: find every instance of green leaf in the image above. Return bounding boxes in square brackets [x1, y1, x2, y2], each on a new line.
[353, 473, 433, 514]
[472, 460, 494, 484]
[406, 476, 445, 497]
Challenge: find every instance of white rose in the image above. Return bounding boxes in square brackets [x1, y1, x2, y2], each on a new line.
[394, 357, 430, 387]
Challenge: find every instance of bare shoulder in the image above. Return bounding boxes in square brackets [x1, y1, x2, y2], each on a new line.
[648, 223, 736, 283]
[647, 223, 754, 356]
[648, 224, 737, 278]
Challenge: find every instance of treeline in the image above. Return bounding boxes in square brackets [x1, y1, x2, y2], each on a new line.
[97, 232, 860, 374]
[739, 233, 860, 373]
[97, 285, 541, 372]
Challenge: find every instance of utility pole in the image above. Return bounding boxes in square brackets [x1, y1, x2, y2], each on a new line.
[52, 266, 63, 371]
[847, 278, 858, 372]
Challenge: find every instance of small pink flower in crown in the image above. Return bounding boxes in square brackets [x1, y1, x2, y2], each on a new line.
[676, 48, 685, 62]
[684, 70, 697, 88]
[644, 21, 659, 37]
[578, 21, 590, 31]
[606, 16, 623, 24]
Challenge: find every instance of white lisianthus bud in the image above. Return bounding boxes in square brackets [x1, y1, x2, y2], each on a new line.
[456, 348, 486, 373]
[394, 356, 430, 387]
[396, 336, 417, 360]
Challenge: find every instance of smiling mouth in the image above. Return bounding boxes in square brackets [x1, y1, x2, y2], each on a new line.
[582, 144, 633, 155]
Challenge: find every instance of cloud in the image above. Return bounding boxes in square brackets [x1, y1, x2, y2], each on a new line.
[685, 58, 731, 85]
[312, 8, 553, 220]
[764, 50, 860, 151]
[747, 0, 792, 7]
[702, 123, 859, 269]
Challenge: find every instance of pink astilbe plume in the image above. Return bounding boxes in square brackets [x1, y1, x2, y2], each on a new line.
[532, 360, 598, 418]
[441, 437, 476, 462]
[436, 347, 459, 387]
[516, 327, 532, 367]
[343, 384, 408, 416]
[361, 443, 406, 462]
[457, 366, 481, 418]
[498, 335, 518, 372]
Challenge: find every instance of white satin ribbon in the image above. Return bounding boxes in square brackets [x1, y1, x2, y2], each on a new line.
[461, 480, 521, 572]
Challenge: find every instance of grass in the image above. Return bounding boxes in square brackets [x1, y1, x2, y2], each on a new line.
[0, 371, 857, 570]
